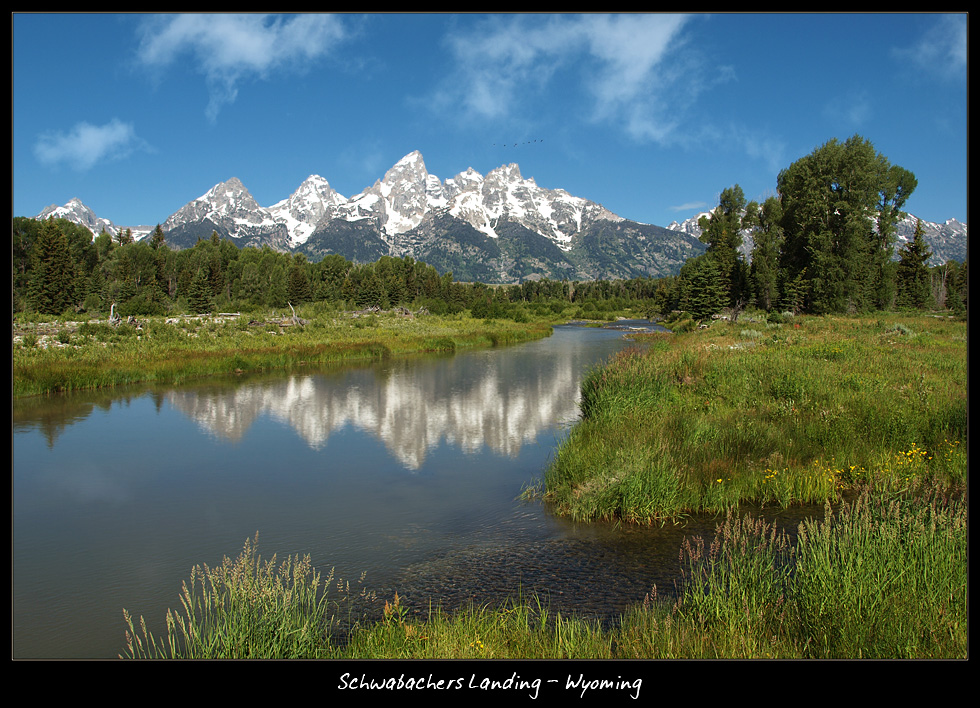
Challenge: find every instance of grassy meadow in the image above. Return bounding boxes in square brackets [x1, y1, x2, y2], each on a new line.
[114, 310, 968, 659]
[542, 311, 967, 522]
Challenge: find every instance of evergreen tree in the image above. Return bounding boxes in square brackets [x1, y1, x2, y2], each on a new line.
[286, 256, 313, 304]
[28, 219, 76, 314]
[12, 217, 41, 305]
[357, 271, 388, 308]
[697, 185, 751, 307]
[94, 229, 115, 261]
[266, 263, 288, 308]
[240, 262, 263, 305]
[149, 223, 167, 250]
[895, 219, 932, 309]
[187, 267, 212, 313]
[86, 267, 106, 312]
[207, 248, 226, 299]
[781, 268, 808, 315]
[870, 165, 917, 309]
[948, 259, 967, 315]
[680, 255, 725, 320]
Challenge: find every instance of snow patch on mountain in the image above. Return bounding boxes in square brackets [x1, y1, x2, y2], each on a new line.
[268, 174, 346, 247]
[33, 150, 966, 270]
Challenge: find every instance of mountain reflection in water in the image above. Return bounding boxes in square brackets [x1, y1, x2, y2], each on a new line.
[22, 322, 749, 659]
[166, 336, 599, 469]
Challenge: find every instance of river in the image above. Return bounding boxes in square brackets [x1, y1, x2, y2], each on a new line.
[12, 321, 813, 658]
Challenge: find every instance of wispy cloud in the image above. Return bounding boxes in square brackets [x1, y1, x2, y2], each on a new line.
[436, 14, 705, 144]
[136, 13, 347, 122]
[823, 89, 873, 130]
[669, 201, 708, 213]
[34, 119, 149, 171]
[893, 13, 966, 81]
[728, 126, 787, 175]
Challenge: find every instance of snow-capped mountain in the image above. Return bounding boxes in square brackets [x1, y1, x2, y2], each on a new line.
[893, 214, 968, 265]
[162, 176, 290, 250]
[36, 198, 152, 241]
[268, 174, 347, 247]
[37, 197, 116, 234]
[288, 150, 623, 249]
[152, 150, 672, 281]
[31, 150, 966, 282]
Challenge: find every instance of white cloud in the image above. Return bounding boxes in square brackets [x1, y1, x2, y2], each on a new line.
[34, 119, 148, 171]
[136, 13, 347, 121]
[437, 13, 699, 143]
[670, 201, 708, 213]
[729, 126, 787, 175]
[823, 90, 873, 128]
[894, 13, 966, 81]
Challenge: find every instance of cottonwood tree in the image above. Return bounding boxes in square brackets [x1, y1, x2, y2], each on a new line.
[777, 135, 915, 314]
[749, 196, 783, 312]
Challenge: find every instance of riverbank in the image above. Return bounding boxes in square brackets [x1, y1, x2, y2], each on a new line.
[115, 310, 968, 660]
[541, 311, 967, 522]
[123, 479, 967, 659]
[12, 308, 556, 397]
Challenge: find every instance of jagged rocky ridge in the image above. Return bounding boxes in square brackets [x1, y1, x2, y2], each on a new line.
[36, 150, 966, 282]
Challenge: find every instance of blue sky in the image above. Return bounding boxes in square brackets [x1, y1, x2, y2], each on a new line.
[13, 13, 967, 230]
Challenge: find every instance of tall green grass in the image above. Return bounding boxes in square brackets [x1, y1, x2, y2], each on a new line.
[123, 482, 967, 659]
[544, 313, 967, 522]
[666, 482, 967, 659]
[122, 534, 354, 659]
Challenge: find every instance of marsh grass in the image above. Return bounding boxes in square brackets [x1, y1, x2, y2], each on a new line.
[544, 313, 967, 522]
[121, 534, 616, 660]
[790, 484, 968, 658]
[125, 480, 966, 659]
[13, 310, 555, 397]
[121, 534, 361, 659]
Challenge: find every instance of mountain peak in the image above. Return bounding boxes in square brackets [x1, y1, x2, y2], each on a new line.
[33, 150, 966, 279]
[396, 150, 424, 164]
[37, 197, 119, 235]
[384, 151, 428, 180]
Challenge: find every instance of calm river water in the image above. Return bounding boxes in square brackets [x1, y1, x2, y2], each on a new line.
[13, 321, 817, 658]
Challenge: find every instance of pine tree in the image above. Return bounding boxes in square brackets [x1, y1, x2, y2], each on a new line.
[28, 219, 76, 314]
[149, 224, 166, 250]
[187, 267, 212, 313]
[749, 196, 783, 311]
[698, 185, 751, 307]
[286, 258, 313, 305]
[896, 219, 932, 309]
[681, 255, 725, 321]
[266, 264, 288, 308]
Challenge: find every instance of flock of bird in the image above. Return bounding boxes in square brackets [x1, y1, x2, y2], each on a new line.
[493, 139, 544, 147]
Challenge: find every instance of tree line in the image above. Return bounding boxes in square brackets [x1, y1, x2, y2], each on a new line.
[12, 218, 669, 319]
[652, 135, 967, 320]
